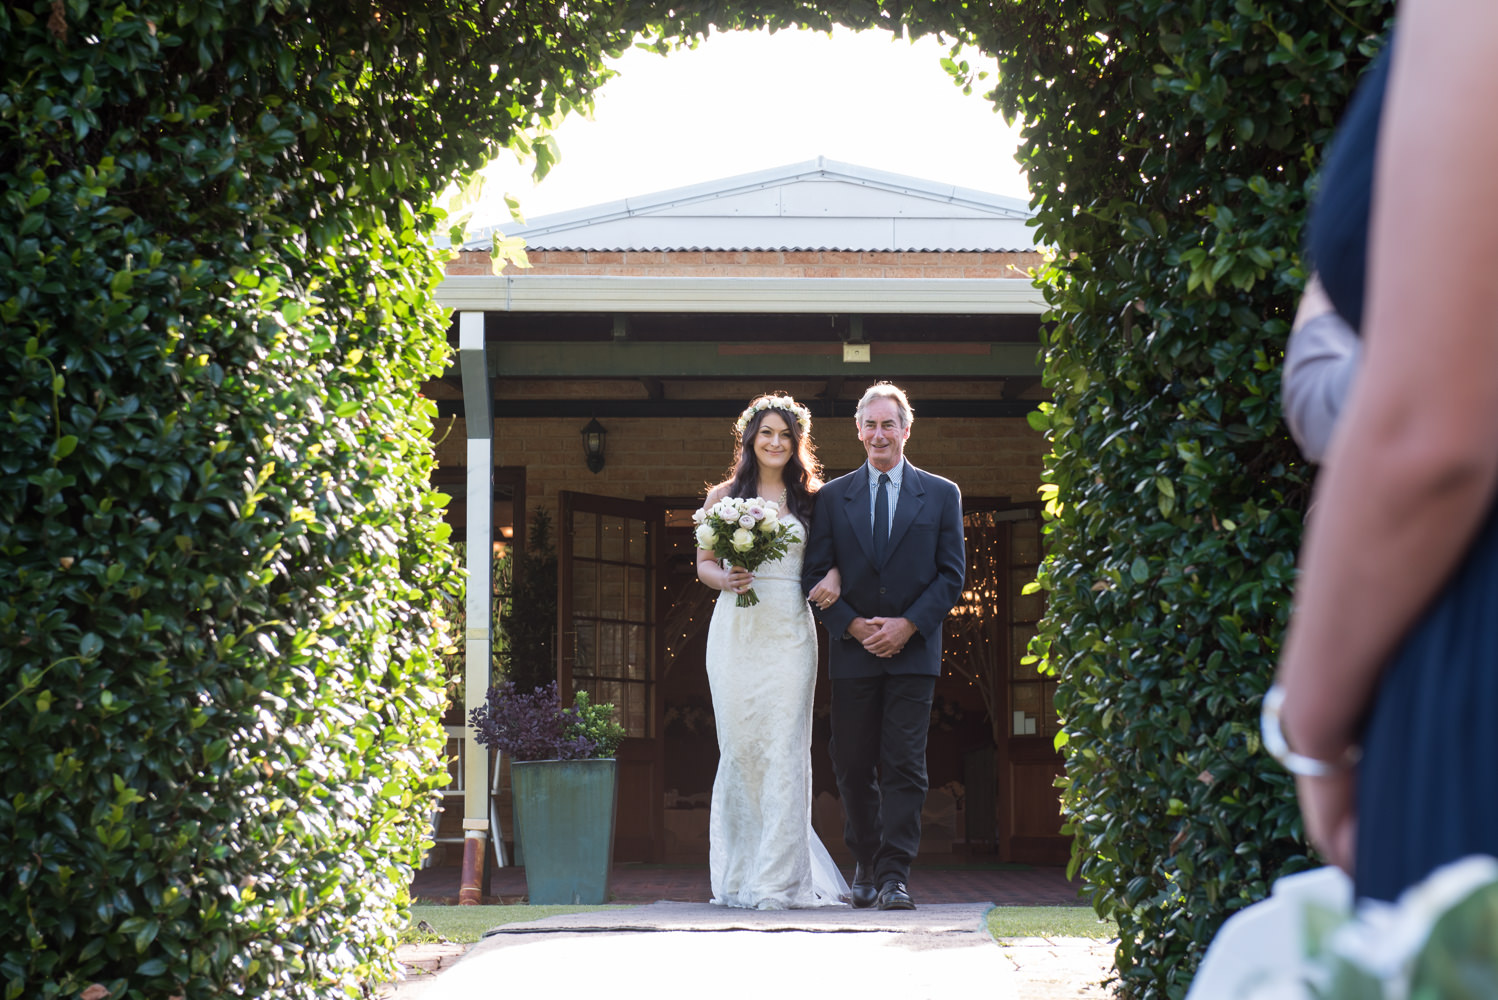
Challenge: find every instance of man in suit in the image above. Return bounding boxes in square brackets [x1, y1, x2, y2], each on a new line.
[803, 382, 965, 910]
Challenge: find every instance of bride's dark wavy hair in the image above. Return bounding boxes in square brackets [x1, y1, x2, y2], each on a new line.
[719, 398, 824, 525]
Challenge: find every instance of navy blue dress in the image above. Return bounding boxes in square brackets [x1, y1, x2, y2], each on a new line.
[1308, 42, 1498, 903]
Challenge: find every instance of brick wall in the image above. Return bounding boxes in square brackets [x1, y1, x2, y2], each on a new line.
[437, 413, 1046, 520]
[446, 249, 1041, 280]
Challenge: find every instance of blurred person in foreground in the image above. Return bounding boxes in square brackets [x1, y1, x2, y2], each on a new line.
[1271, 0, 1498, 902]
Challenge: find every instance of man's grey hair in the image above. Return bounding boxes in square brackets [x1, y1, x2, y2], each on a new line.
[854, 382, 914, 428]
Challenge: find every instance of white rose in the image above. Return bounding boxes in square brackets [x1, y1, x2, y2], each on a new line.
[730, 528, 755, 552]
[692, 507, 707, 524]
[758, 511, 779, 533]
[695, 524, 718, 548]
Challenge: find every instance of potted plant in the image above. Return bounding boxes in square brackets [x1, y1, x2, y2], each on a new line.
[469, 680, 624, 904]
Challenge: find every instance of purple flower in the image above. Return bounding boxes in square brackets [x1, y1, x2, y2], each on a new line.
[469, 681, 598, 761]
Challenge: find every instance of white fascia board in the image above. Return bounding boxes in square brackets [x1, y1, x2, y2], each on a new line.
[434, 275, 1049, 316]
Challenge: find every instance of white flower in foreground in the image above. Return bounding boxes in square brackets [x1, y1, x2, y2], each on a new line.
[692, 507, 707, 524]
[730, 528, 755, 552]
[759, 511, 779, 533]
[1327, 856, 1498, 996]
[695, 525, 717, 549]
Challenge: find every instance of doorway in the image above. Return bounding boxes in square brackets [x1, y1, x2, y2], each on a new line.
[557, 491, 665, 862]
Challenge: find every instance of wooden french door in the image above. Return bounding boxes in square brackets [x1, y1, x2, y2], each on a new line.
[952, 506, 1067, 865]
[557, 491, 665, 862]
[990, 508, 1069, 865]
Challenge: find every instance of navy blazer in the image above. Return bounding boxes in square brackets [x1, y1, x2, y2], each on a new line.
[802, 461, 965, 679]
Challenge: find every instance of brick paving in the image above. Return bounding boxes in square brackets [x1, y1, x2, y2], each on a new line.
[410, 858, 1089, 907]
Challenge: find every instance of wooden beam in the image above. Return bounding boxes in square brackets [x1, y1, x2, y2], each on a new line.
[486, 341, 1041, 378]
[819, 376, 846, 402]
[437, 398, 1041, 420]
[1002, 376, 1041, 400]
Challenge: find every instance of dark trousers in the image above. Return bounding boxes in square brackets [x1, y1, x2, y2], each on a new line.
[829, 673, 935, 886]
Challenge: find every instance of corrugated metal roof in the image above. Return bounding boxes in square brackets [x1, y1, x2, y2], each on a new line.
[461, 157, 1037, 253]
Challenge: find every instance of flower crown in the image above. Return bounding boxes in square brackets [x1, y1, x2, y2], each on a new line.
[735, 395, 812, 437]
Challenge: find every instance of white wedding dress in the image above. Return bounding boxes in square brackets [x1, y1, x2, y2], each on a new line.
[704, 513, 850, 909]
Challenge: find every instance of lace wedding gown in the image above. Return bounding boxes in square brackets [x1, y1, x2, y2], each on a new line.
[705, 513, 849, 909]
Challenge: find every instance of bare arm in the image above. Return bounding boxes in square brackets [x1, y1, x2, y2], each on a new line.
[807, 566, 841, 606]
[1277, 0, 1498, 867]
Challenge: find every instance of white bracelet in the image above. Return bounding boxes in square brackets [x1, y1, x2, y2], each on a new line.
[1260, 684, 1362, 777]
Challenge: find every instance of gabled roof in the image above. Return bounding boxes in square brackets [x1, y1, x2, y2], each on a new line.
[463, 157, 1036, 253]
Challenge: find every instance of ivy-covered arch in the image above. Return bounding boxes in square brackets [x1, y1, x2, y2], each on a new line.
[1, 2, 1393, 997]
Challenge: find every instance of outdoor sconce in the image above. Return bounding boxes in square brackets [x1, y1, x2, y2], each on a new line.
[581, 417, 607, 474]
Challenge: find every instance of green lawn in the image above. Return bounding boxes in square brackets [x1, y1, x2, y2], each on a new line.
[404, 904, 1116, 945]
[986, 906, 1116, 941]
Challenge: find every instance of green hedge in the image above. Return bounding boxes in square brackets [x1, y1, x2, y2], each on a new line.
[971, 3, 1395, 996]
[0, 2, 643, 996]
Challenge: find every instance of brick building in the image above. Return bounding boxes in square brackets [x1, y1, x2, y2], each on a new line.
[428, 159, 1065, 882]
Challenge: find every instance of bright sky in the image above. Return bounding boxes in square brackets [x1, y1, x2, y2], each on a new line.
[472, 26, 1030, 229]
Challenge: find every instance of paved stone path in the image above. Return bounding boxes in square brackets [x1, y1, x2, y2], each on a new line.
[377, 902, 1114, 999]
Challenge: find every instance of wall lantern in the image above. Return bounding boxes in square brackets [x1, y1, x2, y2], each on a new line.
[581, 417, 607, 474]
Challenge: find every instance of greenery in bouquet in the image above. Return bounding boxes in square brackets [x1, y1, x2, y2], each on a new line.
[693, 496, 799, 607]
[470, 680, 624, 761]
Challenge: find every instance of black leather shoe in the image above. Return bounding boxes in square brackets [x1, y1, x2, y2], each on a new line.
[850, 864, 878, 908]
[877, 880, 916, 910]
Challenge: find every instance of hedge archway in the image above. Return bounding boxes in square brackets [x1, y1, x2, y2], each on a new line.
[2, 2, 1393, 997]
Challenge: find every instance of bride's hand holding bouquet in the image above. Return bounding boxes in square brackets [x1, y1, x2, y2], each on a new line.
[693, 496, 798, 607]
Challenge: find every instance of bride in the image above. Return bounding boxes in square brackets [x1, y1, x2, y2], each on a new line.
[695, 394, 850, 909]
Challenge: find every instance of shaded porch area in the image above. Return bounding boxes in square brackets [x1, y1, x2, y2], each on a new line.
[410, 857, 1087, 907]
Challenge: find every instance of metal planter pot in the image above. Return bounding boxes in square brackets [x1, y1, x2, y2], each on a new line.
[509, 758, 618, 905]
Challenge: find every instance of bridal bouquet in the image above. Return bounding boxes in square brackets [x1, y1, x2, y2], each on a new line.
[693, 496, 798, 607]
